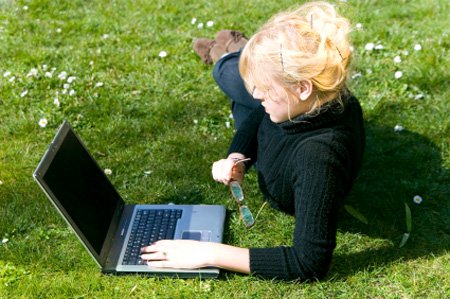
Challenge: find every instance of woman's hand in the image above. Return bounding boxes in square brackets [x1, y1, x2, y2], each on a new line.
[212, 153, 247, 185]
[140, 240, 214, 269]
[140, 240, 251, 273]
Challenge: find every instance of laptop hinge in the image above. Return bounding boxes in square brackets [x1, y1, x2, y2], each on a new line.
[99, 201, 126, 266]
[102, 204, 135, 273]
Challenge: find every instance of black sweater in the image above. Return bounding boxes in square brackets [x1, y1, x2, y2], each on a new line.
[227, 92, 365, 280]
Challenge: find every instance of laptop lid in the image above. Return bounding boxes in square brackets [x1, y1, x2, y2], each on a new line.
[33, 121, 124, 267]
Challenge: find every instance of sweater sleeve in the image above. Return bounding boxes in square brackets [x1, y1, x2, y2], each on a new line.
[227, 106, 265, 162]
[249, 136, 350, 280]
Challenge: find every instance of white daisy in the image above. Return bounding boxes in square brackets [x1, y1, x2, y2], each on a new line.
[69, 89, 75, 96]
[206, 21, 214, 27]
[95, 82, 104, 87]
[414, 44, 422, 51]
[58, 71, 67, 80]
[225, 121, 231, 128]
[374, 44, 384, 50]
[394, 124, 404, 132]
[39, 118, 48, 128]
[42, 64, 48, 71]
[23, 6, 28, 10]
[394, 71, 403, 79]
[158, 51, 168, 58]
[89, 60, 94, 66]
[53, 98, 60, 107]
[413, 195, 423, 204]
[20, 90, 28, 97]
[67, 76, 76, 83]
[355, 23, 362, 30]
[191, 17, 197, 25]
[193, 119, 198, 124]
[102, 34, 109, 39]
[2, 238, 8, 244]
[197, 22, 204, 29]
[63, 83, 70, 89]
[3, 71, 11, 77]
[104, 168, 112, 175]
[9, 76, 16, 82]
[45, 72, 53, 78]
[56, 28, 62, 33]
[414, 94, 424, 100]
[27, 68, 38, 77]
[365, 42, 375, 51]
[393, 56, 402, 63]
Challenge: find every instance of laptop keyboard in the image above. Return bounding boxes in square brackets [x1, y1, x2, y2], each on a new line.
[122, 208, 183, 265]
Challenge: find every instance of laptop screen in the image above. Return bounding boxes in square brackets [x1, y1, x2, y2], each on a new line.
[39, 125, 122, 256]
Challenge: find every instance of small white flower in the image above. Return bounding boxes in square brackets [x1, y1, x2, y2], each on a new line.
[355, 23, 362, 30]
[20, 90, 28, 97]
[2, 238, 8, 244]
[197, 22, 204, 29]
[104, 168, 112, 175]
[27, 68, 38, 77]
[394, 71, 403, 79]
[365, 42, 375, 51]
[102, 34, 109, 39]
[351, 72, 362, 79]
[9, 76, 16, 82]
[51, 67, 56, 72]
[158, 51, 167, 58]
[69, 89, 75, 96]
[95, 82, 104, 87]
[23, 5, 28, 10]
[394, 124, 404, 132]
[3, 71, 11, 77]
[193, 119, 198, 124]
[374, 44, 384, 50]
[63, 83, 70, 89]
[144, 170, 152, 175]
[225, 121, 231, 128]
[45, 72, 53, 78]
[53, 98, 60, 107]
[413, 195, 423, 204]
[67, 76, 76, 83]
[206, 21, 214, 27]
[402, 50, 409, 56]
[89, 60, 94, 66]
[56, 28, 62, 33]
[62, 89, 67, 94]
[414, 94, 424, 100]
[414, 44, 422, 51]
[58, 71, 67, 80]
[0, 180, 3, 185]
[349, 46, 354, 52]
[39, 118, 48, 128]
[366, 69, 373, 75]
[42, 64, 48, 71]
[393, 56, 402, 63]
[191, 17, 197, 25]
[229, 113, 234, 119]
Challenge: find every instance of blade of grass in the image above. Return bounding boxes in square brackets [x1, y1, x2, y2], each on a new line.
[344, 204, 368, 224]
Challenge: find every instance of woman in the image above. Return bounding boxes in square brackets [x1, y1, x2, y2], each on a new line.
[141, 1, 365, 281]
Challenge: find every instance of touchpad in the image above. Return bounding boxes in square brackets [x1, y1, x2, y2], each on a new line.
[181, 231, 211, 241]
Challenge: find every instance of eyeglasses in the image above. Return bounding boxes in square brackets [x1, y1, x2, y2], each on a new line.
[229, 180, 255, 228]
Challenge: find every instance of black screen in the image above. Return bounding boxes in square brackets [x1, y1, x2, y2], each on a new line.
[42, 129, 122, 255]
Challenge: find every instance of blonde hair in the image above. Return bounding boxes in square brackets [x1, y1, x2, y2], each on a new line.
[240, 1, 352, 113]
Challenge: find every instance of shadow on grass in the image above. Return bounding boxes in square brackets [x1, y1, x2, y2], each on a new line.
[329, 120, 450, 280]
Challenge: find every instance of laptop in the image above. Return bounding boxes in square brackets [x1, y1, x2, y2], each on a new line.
[33, 121, 226, 278]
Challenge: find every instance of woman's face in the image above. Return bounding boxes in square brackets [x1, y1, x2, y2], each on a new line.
[252, 83, 305, 123]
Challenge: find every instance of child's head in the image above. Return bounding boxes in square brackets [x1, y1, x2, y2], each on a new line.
[240, 1, 352, 114]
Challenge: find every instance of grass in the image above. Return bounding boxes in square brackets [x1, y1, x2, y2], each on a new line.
[0, 0, 449, 297]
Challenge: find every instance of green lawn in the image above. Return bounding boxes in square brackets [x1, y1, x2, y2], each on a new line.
[1, 0, 449, 298]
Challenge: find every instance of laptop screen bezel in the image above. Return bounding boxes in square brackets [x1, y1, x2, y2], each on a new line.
[33, 121, 125, 268]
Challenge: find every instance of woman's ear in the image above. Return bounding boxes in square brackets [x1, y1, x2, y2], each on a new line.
[295, 80, 313, 101]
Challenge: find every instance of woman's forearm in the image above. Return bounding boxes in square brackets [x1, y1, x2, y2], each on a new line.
[208, 243, 250, 274]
